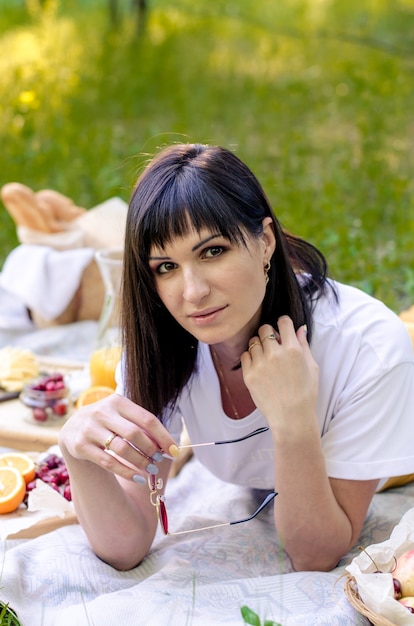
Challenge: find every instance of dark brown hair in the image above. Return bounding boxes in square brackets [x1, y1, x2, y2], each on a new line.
[122, 144, 331, 420]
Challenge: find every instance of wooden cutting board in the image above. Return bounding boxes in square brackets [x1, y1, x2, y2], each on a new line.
[6, 511, 78, 540]
[0, 356, 86, 452]
[0, 398, 67, 451]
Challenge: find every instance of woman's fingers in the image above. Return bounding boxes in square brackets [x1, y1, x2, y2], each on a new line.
[240, 316, 318, 421]
[96, 393, 176, 454]
[87, 440, 171, 485]
[60, 393, 178, 480]
[102, 433, 164, 476]
[258, 326, 281, 346]
[244, 318, 293, 360]
[246, 317, 307, 355]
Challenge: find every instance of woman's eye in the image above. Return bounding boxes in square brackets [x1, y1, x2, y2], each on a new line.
[204, 246, 224, 258]
[157, 261, 176, 274]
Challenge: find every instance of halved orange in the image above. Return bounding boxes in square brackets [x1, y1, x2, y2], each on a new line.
[0, 466, 26, 514]
[0, 452, 36, 484]
[76, 385, 114, 409]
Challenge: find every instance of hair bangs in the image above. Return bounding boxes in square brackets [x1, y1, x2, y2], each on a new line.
[140, 169, 248, 254]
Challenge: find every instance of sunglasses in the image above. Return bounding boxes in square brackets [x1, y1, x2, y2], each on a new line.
[148, 426, 277, 536]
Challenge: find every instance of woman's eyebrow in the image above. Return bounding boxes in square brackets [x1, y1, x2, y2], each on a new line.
[191, 233, 222, 252]
[149, 233, 222, 260]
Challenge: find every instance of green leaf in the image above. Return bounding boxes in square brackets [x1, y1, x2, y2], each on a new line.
[0, 600, 22, 626]
[240, 605, 261, 626]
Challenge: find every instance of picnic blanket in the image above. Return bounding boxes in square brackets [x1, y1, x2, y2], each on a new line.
[2, 462, 414, 626]
[1, 285, 414, 626]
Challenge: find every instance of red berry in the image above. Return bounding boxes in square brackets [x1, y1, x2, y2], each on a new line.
[43, 454, 60, 470]
[33, 408, 47, 422]
[41, 471, 59, 485]
[393, 578, 402, 600]
[52, 401, 67, 417]
[25, 452, 73, 506]
[56, 467, 69, 483]
[33, 382, 47, 391]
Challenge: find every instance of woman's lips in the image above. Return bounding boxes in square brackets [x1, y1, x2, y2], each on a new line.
[189, 306, 227, 325]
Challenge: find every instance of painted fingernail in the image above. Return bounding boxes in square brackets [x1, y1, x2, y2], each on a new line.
[168, 444, 180, 458]
[152, 451, 163, 463]
[162, 453, 175, 461]
[132, 474, 146, 484]
[146, 463, 159, 475]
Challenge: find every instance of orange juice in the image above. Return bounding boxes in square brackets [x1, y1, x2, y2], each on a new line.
[89, 346, 122, 389]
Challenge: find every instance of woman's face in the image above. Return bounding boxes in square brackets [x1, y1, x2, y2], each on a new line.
[148, 218, 276, 348]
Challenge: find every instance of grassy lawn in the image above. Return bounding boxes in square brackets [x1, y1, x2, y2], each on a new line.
[0, 0, 413, 311]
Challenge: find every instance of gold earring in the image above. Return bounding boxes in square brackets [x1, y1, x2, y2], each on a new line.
[264, 261, 270, 285]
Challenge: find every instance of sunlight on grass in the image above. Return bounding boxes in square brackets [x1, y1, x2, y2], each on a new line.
[0, 0, 413, 311]
[208, 33, 303, 82]
[0, 16, 82, 132]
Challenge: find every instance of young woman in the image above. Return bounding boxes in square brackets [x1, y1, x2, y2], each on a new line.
[59, 143, 414, 572]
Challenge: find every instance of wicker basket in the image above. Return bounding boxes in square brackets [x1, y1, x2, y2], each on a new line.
[344, 575, 398, 626]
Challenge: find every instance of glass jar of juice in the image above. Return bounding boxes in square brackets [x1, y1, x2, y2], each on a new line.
[89, 345, 122, 389]
[90, 249, 123, 389]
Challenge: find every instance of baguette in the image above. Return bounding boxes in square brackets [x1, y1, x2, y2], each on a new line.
[1, 183, 85, 233]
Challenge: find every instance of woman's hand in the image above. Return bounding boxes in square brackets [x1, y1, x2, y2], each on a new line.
[240, 316, 319, 430]
[59, 392, 178, 483]
[58, 394, 178, 570]
[241, 317, 379, 572]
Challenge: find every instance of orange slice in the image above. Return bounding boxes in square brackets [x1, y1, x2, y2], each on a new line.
[76, 385, 114, 408]
[0, 466, 26, 514]
[0, 452, 36, 484]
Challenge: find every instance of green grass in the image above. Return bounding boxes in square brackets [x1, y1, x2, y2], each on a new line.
[0, 600, 21, 626]
[0, 0, 413, 311]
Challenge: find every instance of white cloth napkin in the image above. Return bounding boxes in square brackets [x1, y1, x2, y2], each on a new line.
[0, 245, 95, 320]
[0, 478, 75, 541]
[0, 284, 33, 329]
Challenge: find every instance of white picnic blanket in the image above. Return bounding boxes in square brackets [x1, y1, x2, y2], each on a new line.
[1, 285, 414, 625]
[2, 461, 414, 626]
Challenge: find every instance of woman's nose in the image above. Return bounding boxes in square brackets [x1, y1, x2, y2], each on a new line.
[182, 268, 210, 303]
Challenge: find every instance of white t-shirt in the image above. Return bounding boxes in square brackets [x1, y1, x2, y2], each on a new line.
[164, 281, 414, 490]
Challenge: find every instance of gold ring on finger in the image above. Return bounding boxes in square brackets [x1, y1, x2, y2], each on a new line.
[104, 432, 117, 450]
[248, 341, 261, 352]
[262, 333, 277, 343]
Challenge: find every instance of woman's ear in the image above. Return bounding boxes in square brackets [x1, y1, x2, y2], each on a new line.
[261, 217, 276, 259]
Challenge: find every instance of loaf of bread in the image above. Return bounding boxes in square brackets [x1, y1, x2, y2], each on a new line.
[1, 183, 85, 233]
